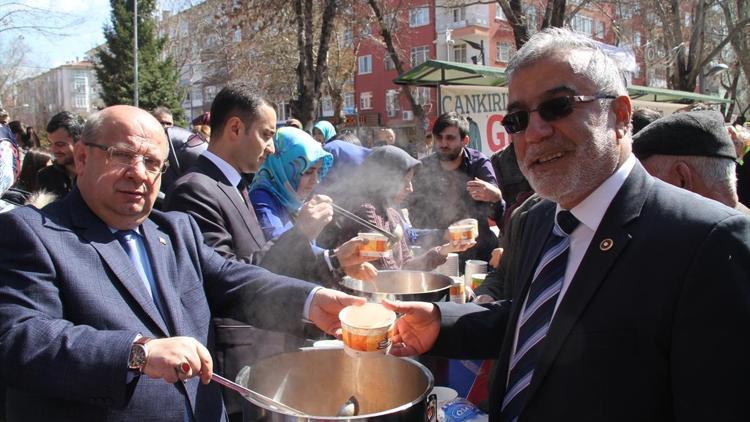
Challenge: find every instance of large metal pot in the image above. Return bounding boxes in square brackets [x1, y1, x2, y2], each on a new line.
[237, 348, 435, 421]
[340, 270, 453, 303]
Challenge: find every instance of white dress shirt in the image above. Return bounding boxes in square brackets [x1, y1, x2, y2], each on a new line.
[509, 154, 636, 362]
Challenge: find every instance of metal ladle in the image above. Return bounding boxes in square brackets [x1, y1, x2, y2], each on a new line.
[336, 395, 360, 417]
[211, 373, 307, 417]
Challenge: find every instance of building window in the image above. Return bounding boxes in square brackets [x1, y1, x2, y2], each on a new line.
[633, 32, 641, 46]
[233, 28, 242, 42]
[496, 42, 512, 62]
[342, 29, 353, 46]
[450, 7, 464, 23]
[74, 95, 88, 109]
[409, 7, 429, 27]
[571, 15, 593, 35]
[411, 46, 430, 66]
[526, 6, 537, 33]
[360, 92, 373, 110]
[358, 55, 372, 74]
[361, 23, 371, 36]
[384, 54, 396, 71]
[595, 21, 605, 38]
[411, 86, 431, 105]
[321, 96, 334, 117]
[684, 12, 691, 27]
[495, 5, 506, 20]
[453, 44, 467, 63]
[344, 93, 355, 114]
[386, 89, 400, 117]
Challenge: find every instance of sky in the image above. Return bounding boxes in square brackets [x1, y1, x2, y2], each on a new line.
[1, 0, 112, 74]
[3, 0, 186, 78]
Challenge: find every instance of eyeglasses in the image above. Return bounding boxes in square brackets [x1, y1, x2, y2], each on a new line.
[84, 142, 169, 176]
[501, 94, 617, 134]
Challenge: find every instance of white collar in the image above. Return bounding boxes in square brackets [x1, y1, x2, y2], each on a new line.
[557, 154, 636, 232]
[201, 150, 242, 187]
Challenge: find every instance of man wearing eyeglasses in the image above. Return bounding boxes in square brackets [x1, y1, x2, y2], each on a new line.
[0, 104, 363, 421]
[36, 111, 85, 199]
[384, 27, 750, 422]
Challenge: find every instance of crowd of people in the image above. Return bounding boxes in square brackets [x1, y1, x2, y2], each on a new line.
[0, 27, 748, 422]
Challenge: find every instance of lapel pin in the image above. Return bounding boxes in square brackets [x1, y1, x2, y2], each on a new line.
[159, 237, 167, 245]
[599, 238, 613, 251]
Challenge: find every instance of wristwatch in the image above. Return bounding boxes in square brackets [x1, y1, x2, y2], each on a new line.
[128, 336, 152, 372]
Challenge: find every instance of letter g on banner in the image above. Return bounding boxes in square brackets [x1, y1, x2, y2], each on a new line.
[487, 114, 510, 153]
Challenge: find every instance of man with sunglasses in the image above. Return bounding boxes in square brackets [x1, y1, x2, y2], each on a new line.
[384, 27, 750, 422]
[36, 111, 85, 199]
[0, 104, 363, 421]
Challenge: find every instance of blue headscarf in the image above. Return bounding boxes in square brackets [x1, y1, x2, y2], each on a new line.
[313, 120, 337, 143]
[250, 127, 333, 212]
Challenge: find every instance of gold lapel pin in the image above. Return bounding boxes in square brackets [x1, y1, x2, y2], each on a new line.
[599, 238, 613, 251]
[159, 237, 167, 245]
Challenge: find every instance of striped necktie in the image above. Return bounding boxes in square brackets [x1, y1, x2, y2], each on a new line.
[501, 210, 579, 421]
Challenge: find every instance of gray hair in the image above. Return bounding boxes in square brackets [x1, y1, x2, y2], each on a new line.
[507, 27, 628, 97]
[651, 154, 737, 205]
[80, 110, 106, 145]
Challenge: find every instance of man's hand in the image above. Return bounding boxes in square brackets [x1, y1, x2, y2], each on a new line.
[296, 195, 334, 241]
[343, 262, 378, 281]
[142, 336, 213, 385]
[308, 288, 366, 336]
[334, 237, 379, 267]
[466, 178, 502, 203]
[381, 299, 441, 357]
[489, 247, 504, 268]
[439, 240, 477, 255]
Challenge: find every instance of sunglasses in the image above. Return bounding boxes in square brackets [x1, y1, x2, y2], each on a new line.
[502, 94, 617, 134]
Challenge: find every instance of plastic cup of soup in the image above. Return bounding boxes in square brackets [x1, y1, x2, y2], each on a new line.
[448, 224, 476, 244]
[339, 303, 396, 358]
[359, 232, 390, 257]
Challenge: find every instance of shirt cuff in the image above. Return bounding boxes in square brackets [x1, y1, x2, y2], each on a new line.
[302, 286, 323, 323]
[322, 249, 335, 272]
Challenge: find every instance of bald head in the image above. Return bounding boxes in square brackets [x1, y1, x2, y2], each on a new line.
[75, 105, 170, 229]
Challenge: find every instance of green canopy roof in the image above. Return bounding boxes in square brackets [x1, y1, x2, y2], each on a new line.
[393, 59, 506, 87]
[394, 60, 731, 104]
[627, 85, 732, 104]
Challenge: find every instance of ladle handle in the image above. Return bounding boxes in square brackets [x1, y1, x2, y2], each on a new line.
[211, 373, 306, 416]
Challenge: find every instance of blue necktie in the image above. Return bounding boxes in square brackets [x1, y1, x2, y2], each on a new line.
[501, 210, 579, 421]
[114, 230, 168, 322]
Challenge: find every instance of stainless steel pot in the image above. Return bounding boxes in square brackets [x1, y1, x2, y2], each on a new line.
[340, 270, 453, 303]
[237, 348, 435, 421]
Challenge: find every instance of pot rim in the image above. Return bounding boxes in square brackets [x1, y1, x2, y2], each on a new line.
[341, 270, 453, 295]
[242, 353, 435, 420]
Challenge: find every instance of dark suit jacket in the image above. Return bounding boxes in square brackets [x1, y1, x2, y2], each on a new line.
[0, 189, 314, 421]
[432, 163, 750, 421]
[163, 156, 322, 415]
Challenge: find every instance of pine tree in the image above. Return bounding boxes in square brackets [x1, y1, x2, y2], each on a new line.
[95, 0, 185, 123]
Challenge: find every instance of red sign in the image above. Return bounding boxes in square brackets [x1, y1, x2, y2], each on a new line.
[486, 114, 509, 153]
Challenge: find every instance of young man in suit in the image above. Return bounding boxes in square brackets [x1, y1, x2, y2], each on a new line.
[385, 28, 750, 421]
[0, 105, 362, 421]
[162, 83, 372, 420]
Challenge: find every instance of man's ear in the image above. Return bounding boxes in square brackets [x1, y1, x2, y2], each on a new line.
[462, 135, 470, 147]
[673, 161, 695, 191]
[73, 141, 88, 175]
[226, 116, 243, 140]
[612, 95, 632, 139]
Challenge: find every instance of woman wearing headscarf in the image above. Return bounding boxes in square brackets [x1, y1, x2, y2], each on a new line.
[331, 145, 474, 271]
[250, 127, 334, 240]
[250, 127, 377, 283]
[312, 120, 337, 145]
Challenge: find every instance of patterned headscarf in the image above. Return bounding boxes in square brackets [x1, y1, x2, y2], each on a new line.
[313, 120, 337, 143]
[250, 127, 333, 212]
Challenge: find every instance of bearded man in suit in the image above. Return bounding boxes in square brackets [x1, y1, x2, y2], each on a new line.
[385, 28, 750, 422]
[0, 104, 361, 421]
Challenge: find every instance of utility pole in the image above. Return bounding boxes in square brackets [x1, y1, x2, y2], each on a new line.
[134, 0, 139, 107]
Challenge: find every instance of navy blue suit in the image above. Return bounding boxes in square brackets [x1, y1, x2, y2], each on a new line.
[432, 163, 750, 421]
[0, 189, 314, 421]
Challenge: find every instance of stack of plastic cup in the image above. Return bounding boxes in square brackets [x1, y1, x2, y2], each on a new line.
[464, 259, 488, 285]
[435, 253, 459, 277]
